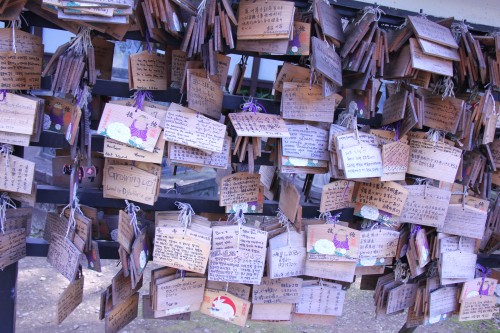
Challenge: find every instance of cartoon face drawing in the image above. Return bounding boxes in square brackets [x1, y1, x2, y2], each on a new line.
[210, 296, 236, 321]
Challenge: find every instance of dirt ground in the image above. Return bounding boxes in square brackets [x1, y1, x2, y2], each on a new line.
[15, 257, 499, 333]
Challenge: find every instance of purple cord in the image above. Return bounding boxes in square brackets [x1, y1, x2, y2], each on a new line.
[133, 90, 153, 111]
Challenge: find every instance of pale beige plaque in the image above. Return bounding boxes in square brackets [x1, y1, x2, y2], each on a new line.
[281, 82, 341, 123]
[295, 282, 345, 316]
[105, 292, 139, 333]
[228, 112, 290, 138]
[407, 139, 461, 183]
[382, 141, 410, 174]
[163, 103, 226, 153]
[200, 289, 251, 327]
[311, 37, 342, 86]
[320, 180, 354, 213]
[219, 172, 260, 207]
[129, 51, 168, 90]
[0, 228, 26, 270]
[359, 229, 400, 258]
[341, 144, 383, 179]
[252, 277, 302, 304]
[429, 286, 459, 318]
[237, 1, 295, 40]
[103, 135, 165, 164]
[46, 233, 81, 282]
[437, 204, 488, 239]
[0, 154, 35, 194]
[282, 124, 329, 161]
[386, 283, 418, 314]
[409, 38, 453, 76]
[208, 247, 267, 285]
[154, 277, 206, 313]
[0, 93, 38, 135]
[304, 260, 356, 282]
[273, 62, 310, 92]
[103, 164, 158, 205]
[440, 251, 477, 279]
[168, 136, 230, 169]
[400, 185, 451, 227]
[382, 90, 408, 126]
[153, 228, 211, 274]
[356, 181, 409, 216]
[408, 16, 458, 49]
[423, 95, 464, 134]
[56, 275, 84, 324]
[458, 296, 496, 321]
[187, 74, 223, 119]
[417, 38, 460, 61]
[268, 234, 306, 279]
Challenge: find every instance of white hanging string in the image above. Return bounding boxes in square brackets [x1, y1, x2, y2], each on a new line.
[356, 5, 385, 25]
[227, 208, 246, 250]
[175, 201, 195, 233]
[451, 20, 473, 42]
[318, 211, 342, 227]
[0, 144, 13, 173]
[75, 84, 92, 109]
[432, 77, 455, 100]
[125, 200, 141, 236]
[451, 185, 468, 210]
[337, 102, 360, 142]
[67, 27, 92, 57]
[60, 183, 84, 238]
[277, 208, 291, 246]
[0, 193, 17, 233]
[426, 129, 445, 148]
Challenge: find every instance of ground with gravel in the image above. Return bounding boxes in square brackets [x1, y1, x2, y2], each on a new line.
[15, 257, 499, 333]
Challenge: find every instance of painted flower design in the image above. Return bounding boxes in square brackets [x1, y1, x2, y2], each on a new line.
[360, 205, 379, 221]
[232, 202, 248, 213]
[106, 122, 131, 142]
[129, 136, 144, 148]
[288, 157, 307, 166]
[313, 239, 335, 255]
[360, 258, 377, 266]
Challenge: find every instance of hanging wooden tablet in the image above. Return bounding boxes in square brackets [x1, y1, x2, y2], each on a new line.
[307, 223, 360, 262]
[219, 172, 260, 207]
[400, 185, 451, 228]
[129, 51, 168, 90]
[407, 139, 461, 183]
[281, 82, 341, 123]
[98, 102, 162, 152]
[56, 271, 84, 324]
[268, 229, 306, 279]
[237, 0, 294, 40]
[408, 16, 458, 49]
[311, 37, 342, 86]
[163, 103, 226, 153]
[209, 221, 268, 284]
[295, 280, 346, 316]
[0, 28, 43, 90]
[354, 181, 409, 223]
[200, 289, 251, 327]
